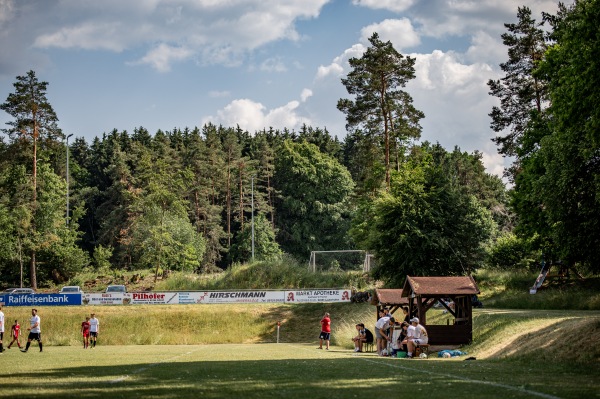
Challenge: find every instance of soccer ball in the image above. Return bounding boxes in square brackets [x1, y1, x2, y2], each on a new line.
[443, 352, 452, 358]
[419, 353, 428, 358]
[381, 349, 388, 356]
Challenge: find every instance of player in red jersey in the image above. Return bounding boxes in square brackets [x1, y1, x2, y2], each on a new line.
[81, 316, 91, 349]
[7, 319, 22, 349]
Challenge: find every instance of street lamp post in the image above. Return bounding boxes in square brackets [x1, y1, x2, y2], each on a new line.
[66, 133, 73, 225]
[251, 175, 255, 262]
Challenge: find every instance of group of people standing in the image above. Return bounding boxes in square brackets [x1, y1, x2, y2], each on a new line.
[0, 306, 100, 353]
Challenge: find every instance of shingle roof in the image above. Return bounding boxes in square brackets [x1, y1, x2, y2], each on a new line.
[375, 289, 409, 305]
[401, 276, 480, 297]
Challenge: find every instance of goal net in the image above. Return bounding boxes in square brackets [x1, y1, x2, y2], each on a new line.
[308, 250, 373, 272]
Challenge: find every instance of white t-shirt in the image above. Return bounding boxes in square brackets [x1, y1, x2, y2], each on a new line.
[390, 327, 403, 349]
[406, 325, 416, 339]
[375, 316, 391, 331]
[0, 310, 4, 333]
[90, 317, 99, 333]
[413, 324, 428, 343]
[30, 315, 41, 333]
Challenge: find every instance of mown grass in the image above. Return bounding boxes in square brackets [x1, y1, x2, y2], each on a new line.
[474, 269, 600, 310]
[5, 303, 375, 347]
[1, 342, 598, 399]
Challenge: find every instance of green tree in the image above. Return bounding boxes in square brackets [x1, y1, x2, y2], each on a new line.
[230, 213, 282, 263]
[274, 140, 355, 259]
[352, 145, 495, 286]
[527, 0, 600, 272]
[1, 70, 62, 288]
[487, 7, 548, 175]
[338, 32, 424, 190]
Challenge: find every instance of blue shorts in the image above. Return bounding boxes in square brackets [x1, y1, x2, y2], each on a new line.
[319, 332, 330, 340]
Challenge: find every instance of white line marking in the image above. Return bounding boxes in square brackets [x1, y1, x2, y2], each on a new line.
[297, 345, 562, 399]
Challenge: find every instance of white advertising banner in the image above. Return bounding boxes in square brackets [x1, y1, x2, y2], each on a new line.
[80, 290, 351, 305]
[189, 291, 286, 304]
[284, 289, 352, 303]
[82, 293, 132, 305]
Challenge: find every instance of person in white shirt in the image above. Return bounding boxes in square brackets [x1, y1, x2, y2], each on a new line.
[0, 305, 5, 353]
[406, 317, 428, 358]
[375, 315, 395, 356]
[22, 308, 42, 353]
[89, 313, 100, 348]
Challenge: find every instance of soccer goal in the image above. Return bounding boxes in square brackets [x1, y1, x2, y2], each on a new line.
[308, 250, 373, 273]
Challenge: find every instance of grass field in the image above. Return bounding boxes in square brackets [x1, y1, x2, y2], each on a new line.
[1, 303, 599, 398]
[1, 343, 598, 399]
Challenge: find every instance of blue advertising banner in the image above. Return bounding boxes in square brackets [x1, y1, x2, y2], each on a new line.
[0, 293, 82, 306]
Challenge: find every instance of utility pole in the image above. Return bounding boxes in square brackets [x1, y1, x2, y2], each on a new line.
[251, 175, 255, 261]
[66, 133, 73, 225]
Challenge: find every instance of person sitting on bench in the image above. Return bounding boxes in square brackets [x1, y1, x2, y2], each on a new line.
[352, 323, 373, 352]
[406, 317, 428, 358]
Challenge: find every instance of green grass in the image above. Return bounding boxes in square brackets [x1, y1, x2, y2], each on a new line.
[3, 304, 599, 398]
[1, 343, 598, 399]
[474, 269, 600, 310]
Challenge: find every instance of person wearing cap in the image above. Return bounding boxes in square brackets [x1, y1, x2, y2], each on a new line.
[89, 313, 100, 349]
[374, 315, 394, 356]
[406, 317, 428, 358]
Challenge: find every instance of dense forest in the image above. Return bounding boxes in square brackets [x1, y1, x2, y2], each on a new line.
[1, 1, 598, 288]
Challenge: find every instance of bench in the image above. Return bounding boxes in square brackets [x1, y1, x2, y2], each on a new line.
[364, 341, 374, 352]
[415, 344, 430, 357]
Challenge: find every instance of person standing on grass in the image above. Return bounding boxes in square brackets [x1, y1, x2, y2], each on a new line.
[0, 305, 5, 353]
[89, 313, 99, 348]
[317, 312, 331, 350]
[7, 319, 22, 349]
[81, 316, 91, 349]
[375, 315, 394, 356]
[22, 308, 42, 353]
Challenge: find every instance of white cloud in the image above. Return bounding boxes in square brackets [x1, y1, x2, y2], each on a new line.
[465, 31, 506, 65]
[360, 18, 420, 50]
[209, 90, 231, 98]
[411, 0, 562, 39]
[352, 0, 415, 13]
[300, 88, 313, 102]
[260, 57, 287, 73]
[34, 22, 127, 52]
[19, 0, 330, 71]
[316, 44, 365, 80]
[128, 43, 193, 72]
[203, 98, 311, 133]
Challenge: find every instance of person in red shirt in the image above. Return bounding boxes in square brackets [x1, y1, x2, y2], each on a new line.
[317, 312, 331, 350]
[81, 316, 91, 349]
[7, 320, 22, 349]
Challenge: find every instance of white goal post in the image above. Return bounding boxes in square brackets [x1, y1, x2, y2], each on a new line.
[308, 250, 373, 273]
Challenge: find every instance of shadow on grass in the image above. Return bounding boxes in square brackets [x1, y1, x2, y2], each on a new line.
[2, 353, 598, 399]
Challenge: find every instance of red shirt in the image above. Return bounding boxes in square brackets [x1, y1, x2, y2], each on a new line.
[81, 321, 90, 334]
[320, 316, 331, 333]
[12, 323, 20, 338]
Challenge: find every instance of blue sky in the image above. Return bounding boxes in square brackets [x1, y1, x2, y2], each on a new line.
[0, 0, 564, 178]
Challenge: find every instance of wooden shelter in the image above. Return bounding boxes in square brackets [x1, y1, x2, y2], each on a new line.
[401, 275, 480, 345]
[374, 289, 409, 320]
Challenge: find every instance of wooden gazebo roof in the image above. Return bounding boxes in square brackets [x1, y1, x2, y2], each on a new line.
[376, 289, 409, 306]
[401, 276, 480, 297]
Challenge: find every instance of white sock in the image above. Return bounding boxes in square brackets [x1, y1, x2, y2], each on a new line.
[407, 352, 412, 356]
